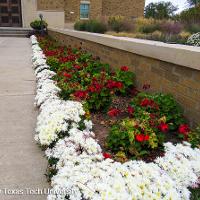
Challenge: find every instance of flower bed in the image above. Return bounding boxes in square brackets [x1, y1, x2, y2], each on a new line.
[31, 35, 200, 200]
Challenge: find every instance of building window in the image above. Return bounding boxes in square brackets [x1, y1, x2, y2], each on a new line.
[80, 3, 90, 19]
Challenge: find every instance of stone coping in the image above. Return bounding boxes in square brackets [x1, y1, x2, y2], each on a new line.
[49, 28, 200, 71]
[37, 9, 64, 12]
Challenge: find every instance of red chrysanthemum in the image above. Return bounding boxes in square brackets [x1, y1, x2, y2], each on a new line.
[140, 98, 159, 110]
[73, 90, 88, 100]
[63, 72, 72, 79]
[127, 106, 134, 115]
[106, 80, 123, 90]
[107, 108, 120, 117]
[103, 152, 112, 159]
[74, 65, 81, 70]
[135, 134, 150, 142]
[178, 124, 190, 135]
[120, 66, 129, 71]
[158, 122, 169, 133]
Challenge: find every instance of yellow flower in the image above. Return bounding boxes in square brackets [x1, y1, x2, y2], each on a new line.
[158, 116, 166, 123]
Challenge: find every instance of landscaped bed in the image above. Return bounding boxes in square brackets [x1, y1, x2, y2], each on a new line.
[31, 35, 200, 200]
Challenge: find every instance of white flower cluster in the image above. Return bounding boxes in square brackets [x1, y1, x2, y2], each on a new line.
[187, 32, 200, 47]
[31, 35, 200, 200]
[156, 142, 200, 189]
[31, 35, 93, 147]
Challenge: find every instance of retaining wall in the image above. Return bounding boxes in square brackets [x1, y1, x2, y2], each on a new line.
[48, 28, 200, 126]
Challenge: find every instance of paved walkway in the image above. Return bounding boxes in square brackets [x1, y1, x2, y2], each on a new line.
[0, 37, 49, 200]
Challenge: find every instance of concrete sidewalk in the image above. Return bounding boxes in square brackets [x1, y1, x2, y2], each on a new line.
[0, 37, 49, 200]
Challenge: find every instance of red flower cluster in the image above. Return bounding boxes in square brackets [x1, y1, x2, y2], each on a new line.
[106, 80, 123, 90]
[88, 82, 102, 93]
[73, 90, 88, 100]
[74, 65, 81, 70]
[59, 55, 76, 63]
[179, 124, 190, 135]
[135, 134, 150, 142]
[127, 106, 134, 115]
[63, 72, 72, 79]
[120, 66, 129, 71]
[103, 152, 112, 159]
[140, 98, 159, 110]
[158, 122, 169, 133]
[107, 108, 120, 117]
[44, 50, 58, 57]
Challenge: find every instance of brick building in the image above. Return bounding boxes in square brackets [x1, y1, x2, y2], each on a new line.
[0, 0, 145, 27]
[37, 0, 145, 22]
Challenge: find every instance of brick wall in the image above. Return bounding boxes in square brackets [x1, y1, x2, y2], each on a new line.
[102, 0, 145, 19]
[90, 0, 102, 19]
[37, 0, 64, 10]
[64, 0, 79, 22]
[48, 30, 200, 126]
[37, 0, 144, 22]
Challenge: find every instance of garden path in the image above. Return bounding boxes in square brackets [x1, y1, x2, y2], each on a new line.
[0, 37, 49, 200]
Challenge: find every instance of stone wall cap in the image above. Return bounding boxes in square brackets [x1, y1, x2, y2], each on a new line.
[38, 9, 64, 12]
[49, 28, 200, 71]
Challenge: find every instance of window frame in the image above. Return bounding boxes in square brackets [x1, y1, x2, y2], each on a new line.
[80, 1, 90, 20]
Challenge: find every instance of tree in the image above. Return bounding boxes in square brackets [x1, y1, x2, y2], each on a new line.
[187, 0, 200, 7]
[145, 1, 178, 19]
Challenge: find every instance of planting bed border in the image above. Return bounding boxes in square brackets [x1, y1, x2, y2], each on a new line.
[31, 35, 200, 200]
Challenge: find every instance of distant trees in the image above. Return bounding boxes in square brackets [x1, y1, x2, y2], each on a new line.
[145, 1, 178, 19]
[187, 0, 200, 7]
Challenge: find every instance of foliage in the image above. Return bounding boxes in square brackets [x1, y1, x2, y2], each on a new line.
[145, 2, 178, 19]
[190, 187, 200, 200]
[30, 20, 48, 30]
[160, 21, 183, 35]
[106, 117, 162, 159]
[186, 23, 200, 33]
[188, 125, 200, 148]
[46, 57, 60, 71]
[38, 36, 135, 111]
[106, 92, 187, 159]
[135, 17, 160, 33]
[74, 20, 107, 33]
[108, 16, 133, 33]
[108, 17, 194, 45]
[134, 31, 190, 44]
[130, 93, 186, 130]
[187, 0, 200, 7]
[187, 32, 200, 46]
[178, 6, 200, 24]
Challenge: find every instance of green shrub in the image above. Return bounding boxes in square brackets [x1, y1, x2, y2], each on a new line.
[186, 23, 200, 34]
[74, 20, 107, 33]
[46, 57, 60, 72]
[135, 32, 165, 42]
[135, 18, 161, 34]
[179, 6, 200, 24]
[188, 125, 200, 148]
[86, 20, 107, 33]
[74, 21, 87, 31]
[140, 23, 160, 34]
[108, 16, 133, 33]
[106, 92, 187, 160]
[130, 93, 186, 130]
[190, 187, 200, 200]
[106, 117, 161, 159]
[30, 20, 48, 30]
